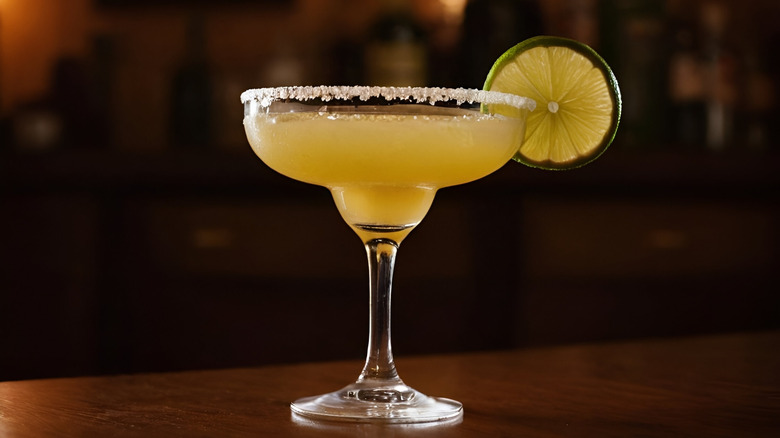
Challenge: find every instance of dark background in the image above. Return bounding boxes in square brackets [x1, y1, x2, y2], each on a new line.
[1, 0, 778, 381]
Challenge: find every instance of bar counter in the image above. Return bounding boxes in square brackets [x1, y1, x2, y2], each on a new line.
[1, 331, 778, 437]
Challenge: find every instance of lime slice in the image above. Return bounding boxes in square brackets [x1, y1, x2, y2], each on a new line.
[484, 36, 621, 170]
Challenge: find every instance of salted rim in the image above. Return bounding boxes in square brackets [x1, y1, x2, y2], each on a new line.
[240, 86, 536, 111]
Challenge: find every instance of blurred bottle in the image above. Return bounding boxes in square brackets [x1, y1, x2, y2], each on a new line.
[170, 13, 212, 149]
[767, 30, 780, 148]
[13, 55, 108, 152]
[330, 37, 363, 85]
[699, 1, 737, 151]
[263, 39, 305, 87]
[364, 0, 428, 87]
[741, 47, 775, 150]
[667, 0, 706, 147]
[565, 0, 600, 48]
[51, 57, 106, 149]
[599, 0, 669, 148]
[91, 35, 117, 149]
[457, 0, 543, 89]
[746, 26, 780, 151]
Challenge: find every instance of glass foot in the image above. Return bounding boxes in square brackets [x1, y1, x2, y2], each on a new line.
[290, 380, 462, 423]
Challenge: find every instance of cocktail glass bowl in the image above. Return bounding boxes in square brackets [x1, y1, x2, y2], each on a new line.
[242, 86, 534, 423]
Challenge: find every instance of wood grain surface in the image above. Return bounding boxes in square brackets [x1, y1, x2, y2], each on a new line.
[1, 331, 778, 437]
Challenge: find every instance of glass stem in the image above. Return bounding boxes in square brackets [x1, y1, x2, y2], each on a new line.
[358, 238, 402, 384]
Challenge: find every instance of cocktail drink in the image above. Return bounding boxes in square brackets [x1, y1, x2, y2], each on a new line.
[242, 86, 535, 422]
[243, 87, 534, 243]
[239, 34, 621, 425]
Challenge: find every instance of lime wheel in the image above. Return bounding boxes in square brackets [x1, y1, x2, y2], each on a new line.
[484, 36, 621, 170]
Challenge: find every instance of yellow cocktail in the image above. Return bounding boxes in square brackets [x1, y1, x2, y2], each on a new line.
[242, 86, 534, 423]
[244, 87, 531, 242]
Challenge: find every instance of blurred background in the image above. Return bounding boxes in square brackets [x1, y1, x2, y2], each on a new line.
[0, 0, 778, 381]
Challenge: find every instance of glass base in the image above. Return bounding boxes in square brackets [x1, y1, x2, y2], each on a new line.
[290, 380, 462, 423]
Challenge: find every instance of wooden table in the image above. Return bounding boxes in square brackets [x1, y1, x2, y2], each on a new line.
[1, 331, 778, 437]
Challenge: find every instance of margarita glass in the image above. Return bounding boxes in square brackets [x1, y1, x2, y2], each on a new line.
[242, 86, 535, 422]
